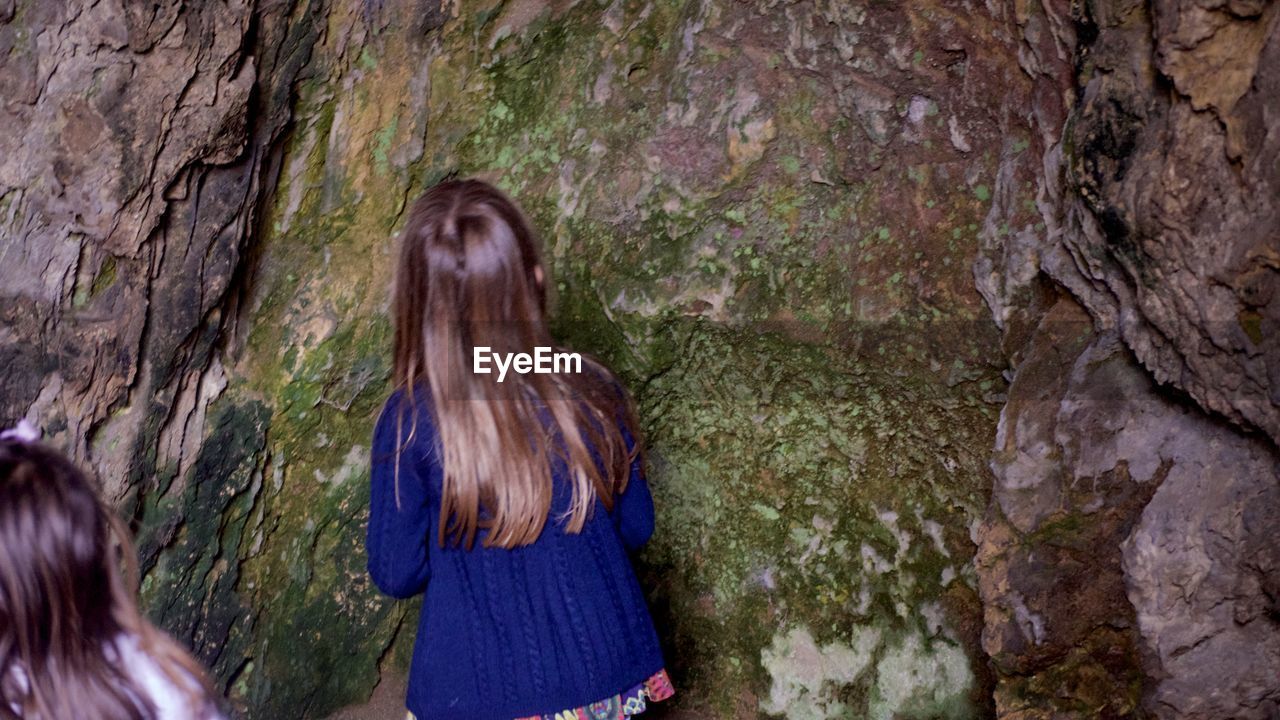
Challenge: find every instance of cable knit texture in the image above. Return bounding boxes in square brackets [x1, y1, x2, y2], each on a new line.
[366, 386, 665, 720]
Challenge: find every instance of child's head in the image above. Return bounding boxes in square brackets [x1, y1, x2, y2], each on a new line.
[393, 177, 550, 381]
[393, 178, 640, 550]
[0, 434, 212, 719]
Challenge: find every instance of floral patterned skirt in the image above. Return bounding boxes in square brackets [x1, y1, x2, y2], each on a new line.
[405, 669, 675, 720]
[515, 669, 675, 720]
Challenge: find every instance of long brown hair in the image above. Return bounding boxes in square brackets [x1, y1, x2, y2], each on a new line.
[0, 438, 216, 720]
[392, 178, 642, 549]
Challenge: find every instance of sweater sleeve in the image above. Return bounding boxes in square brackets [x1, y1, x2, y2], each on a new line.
[611, 419, 655, 552]
[366, 390, 433, 599]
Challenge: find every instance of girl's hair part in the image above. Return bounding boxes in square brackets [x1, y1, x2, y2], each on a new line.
[391, 178, 643, 549]
[0, 438, 217, 720]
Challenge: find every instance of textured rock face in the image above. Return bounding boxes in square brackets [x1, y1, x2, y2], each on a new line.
[976, 300, 1150, 718]
[2, 0, 1015, 716]
[1123, 422, 1280, 719]
[0, 0, 366, 713]
[0, 0, 295, 492]
[978, 297, 1280, 719]
[243, 0, 1020, 715]
[975, 0, 1280, 717]
[1, 1, 1277, 719]
[1064, 0, 1280, 444]
[976, 294, 1280, 718]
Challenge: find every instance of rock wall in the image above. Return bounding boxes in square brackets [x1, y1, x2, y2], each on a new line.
[0, 0, 340, 713]
[0, 0, 1276, 719]
[976, 0, 1280, 718]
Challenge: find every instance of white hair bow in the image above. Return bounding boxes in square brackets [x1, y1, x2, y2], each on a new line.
[0, 419, 40, 443]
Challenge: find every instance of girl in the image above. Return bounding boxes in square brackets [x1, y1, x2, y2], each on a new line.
[366, 179, 674, 720]
[0, 421, 223, 720]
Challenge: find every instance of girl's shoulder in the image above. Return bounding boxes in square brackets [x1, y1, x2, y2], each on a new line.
[374, 384, 440, 463]
[379, 383, 436, 423]
[382, 381, 427, 409]
[113, 634, 223, 720]
[376, 384, 436, 434]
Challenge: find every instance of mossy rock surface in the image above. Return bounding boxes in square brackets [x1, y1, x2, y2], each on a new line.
[136, 0, 1014, 717]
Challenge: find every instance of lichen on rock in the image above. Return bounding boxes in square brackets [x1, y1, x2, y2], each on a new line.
[4, 0, 1276, 719]
[760, 626, 881, 720]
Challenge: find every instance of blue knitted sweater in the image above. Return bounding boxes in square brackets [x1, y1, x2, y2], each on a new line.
[365, 387, 666, 720]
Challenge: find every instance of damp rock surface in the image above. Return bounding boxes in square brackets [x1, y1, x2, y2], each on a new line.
[2, 1, 1277, 719]
[976, 0, 1280, 717]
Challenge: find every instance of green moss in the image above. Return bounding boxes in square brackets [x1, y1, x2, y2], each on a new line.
[176, 0, 1011, 715]
[630, 321, 994, 715]
[867, 630, 973, 720]
[226, 312, 396, 715]
[1239, 309, 1263, 345]
[996, 627, 1143, 718]
[136, 402, 271, 692]
[91, 256, 117, 297]
[372, 116, 400, 174]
